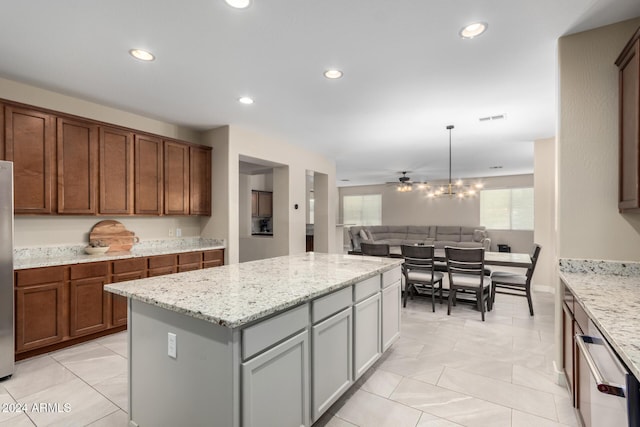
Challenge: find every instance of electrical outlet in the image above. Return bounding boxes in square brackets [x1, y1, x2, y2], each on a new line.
[176, 228, 182, 237]
[168, 332, 177, 358]
[169, 228, 174, 237]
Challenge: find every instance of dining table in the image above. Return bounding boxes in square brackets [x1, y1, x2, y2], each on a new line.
[434, 249, 532, 268]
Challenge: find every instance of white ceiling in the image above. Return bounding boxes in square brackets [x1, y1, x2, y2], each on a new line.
[1, 1, 639, 187]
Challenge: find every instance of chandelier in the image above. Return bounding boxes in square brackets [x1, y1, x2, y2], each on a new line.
[425, 125, 483, 198]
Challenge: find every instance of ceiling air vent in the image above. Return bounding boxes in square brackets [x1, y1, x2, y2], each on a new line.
[479, 114, 506, 122]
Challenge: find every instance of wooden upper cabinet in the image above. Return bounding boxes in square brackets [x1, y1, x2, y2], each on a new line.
[0, 103, 4, 160]
[617, 26, 640, 212]
[251, 191, 272, 217]
[4, 106, 55, 214]
[251, 191, 259, 217]
[164, 140, 190, 215]
[134, 134, 163, 215]
[100, 127, 134, 215]
[190, 145, 212, 215]
[57, 118, 98, 214]
[258, 191, 273, 217]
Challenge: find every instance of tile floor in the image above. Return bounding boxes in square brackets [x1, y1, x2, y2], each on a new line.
[0, 291, 578, 427]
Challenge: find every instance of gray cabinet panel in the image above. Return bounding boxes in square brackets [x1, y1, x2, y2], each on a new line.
[312, 307, 353, 422]
[242, 330, 310, 427]
[382, 280, 401, 351]
[353, 292, 382, 379]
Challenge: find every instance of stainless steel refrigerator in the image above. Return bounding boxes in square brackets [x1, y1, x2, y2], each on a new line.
[0, 161, 13, 380]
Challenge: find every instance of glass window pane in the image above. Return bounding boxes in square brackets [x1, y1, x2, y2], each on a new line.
[343, 195, 382, 226]
[511, 188, 534, 230]
[480, 188, 534, 231]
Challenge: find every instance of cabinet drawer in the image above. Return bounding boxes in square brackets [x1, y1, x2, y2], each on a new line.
[382, 267, 401, 288]
[15, 266, 65, 287]
[203, 260, 223, 269]
[203, 249, 223, 262]
[70, 262, 108, 280]
[242, 304, 309, 360]
[148, 266, 177, 277]
[312, 286, 352, 324]
[354, 276, 380, 302]
[178, 252, 201, 265]
[148, 254, 176, 269]
[113, 258, 146, 274]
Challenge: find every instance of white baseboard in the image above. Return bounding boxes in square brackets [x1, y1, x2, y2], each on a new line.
[552, 360, 567, 386]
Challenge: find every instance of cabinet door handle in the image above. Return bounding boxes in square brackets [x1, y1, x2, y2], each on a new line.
[575, 334, 626, 397]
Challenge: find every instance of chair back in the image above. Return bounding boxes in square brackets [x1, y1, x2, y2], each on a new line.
[401, 244, 436, 272]
[445, 246, 486, 286]
[526, 244, 542, 282]
[361, 242, 390, 257]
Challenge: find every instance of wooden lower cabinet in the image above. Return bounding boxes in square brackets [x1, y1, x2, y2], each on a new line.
[178, 252, 201, 272]
[111, 258, 147, 327]
[15, 282, 66, 352]
[15, 249, 225, 358]
[15, 266, 66, 352]
[69, 263, 109, 337]
[202, 249, 224, 269]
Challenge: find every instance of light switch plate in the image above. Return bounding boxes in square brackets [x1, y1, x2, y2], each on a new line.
[168, 332, 177, 358]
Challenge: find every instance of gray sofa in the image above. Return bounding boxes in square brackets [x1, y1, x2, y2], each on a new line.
[348, 225, 491, 254]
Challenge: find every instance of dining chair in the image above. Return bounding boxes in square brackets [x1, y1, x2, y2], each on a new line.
[491, 244, 541, 316]
[445, 246, 491, 321]
[360, 242, 390, 257]
[401, 245, 444, 312]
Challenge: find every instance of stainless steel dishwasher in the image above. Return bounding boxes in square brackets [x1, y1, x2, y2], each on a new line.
[576, 319, 639, 426]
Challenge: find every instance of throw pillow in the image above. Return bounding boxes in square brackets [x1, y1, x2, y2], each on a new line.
[473, 229, 487, 242]
[359, 229, 369, 240]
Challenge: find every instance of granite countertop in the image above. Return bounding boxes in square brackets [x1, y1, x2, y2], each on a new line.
[106, 252, 403, 328]
[14, 237, 225, 270]
[559, 259, 640, 379]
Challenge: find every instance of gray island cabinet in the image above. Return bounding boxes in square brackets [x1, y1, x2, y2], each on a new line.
[105, 253, 402, 427]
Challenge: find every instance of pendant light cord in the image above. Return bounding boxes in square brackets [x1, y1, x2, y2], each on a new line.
[447, 125, 454, 186]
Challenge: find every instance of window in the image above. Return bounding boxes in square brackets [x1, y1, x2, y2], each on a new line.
[343, 194, 382, 226]
[480, 188, 534, 230]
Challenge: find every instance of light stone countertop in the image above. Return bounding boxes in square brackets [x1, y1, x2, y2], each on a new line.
[14, 237, 225, 270]
[559, 259, 640, 379]
[105, 252, 403, 328]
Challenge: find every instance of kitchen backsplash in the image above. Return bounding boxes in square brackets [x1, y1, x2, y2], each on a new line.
[14, 237, 225, 260]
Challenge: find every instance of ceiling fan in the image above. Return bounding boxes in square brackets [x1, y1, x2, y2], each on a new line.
[386, 171, 426, 192]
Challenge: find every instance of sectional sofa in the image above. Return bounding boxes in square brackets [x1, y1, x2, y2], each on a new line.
[348, 225, 491, 254]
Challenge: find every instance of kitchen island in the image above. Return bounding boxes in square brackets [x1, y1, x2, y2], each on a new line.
[105, 252, 403, 427]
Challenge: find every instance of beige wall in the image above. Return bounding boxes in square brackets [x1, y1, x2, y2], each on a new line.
[14, 216, 202, 248]
[534, 137, 557, 291]
[555, 17, 640, 377]
[558, 17, 640, 261]
[0, 77, 201, 143]
[339, 174, 535, 253]
[0, 77, 208, 247]
[201, 126, 336, 264]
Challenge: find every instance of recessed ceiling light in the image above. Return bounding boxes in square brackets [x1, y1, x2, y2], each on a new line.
[238, 96, 254, 105]
[340, 179, 350, 182]
[225, 0, 250, 9]
[324, 69, 343, 79]
[459, 22, 488, 39]
[129, 49, 155, 61]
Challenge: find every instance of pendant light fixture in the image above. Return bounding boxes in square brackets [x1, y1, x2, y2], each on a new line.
[425, 125, 483, 198]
